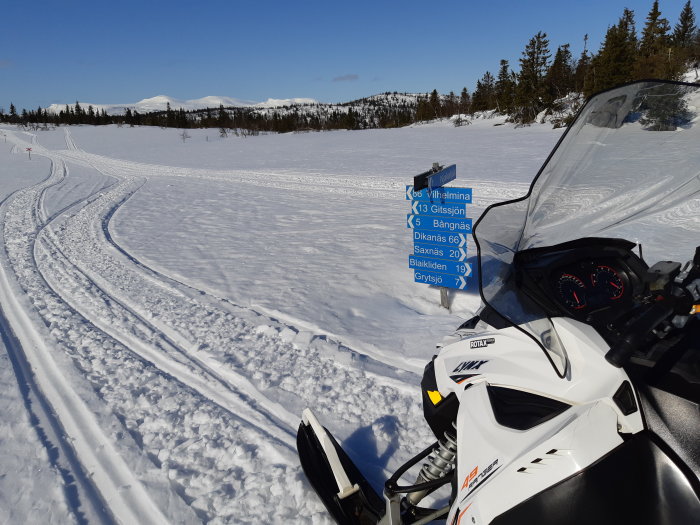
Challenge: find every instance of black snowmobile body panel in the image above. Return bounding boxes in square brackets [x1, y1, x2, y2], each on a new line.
[297, 421, 385, 524]
[490, 431, 700, 525]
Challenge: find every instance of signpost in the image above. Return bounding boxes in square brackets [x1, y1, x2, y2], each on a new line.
[413, 162, 456, 191]
[406, 164, 474, 308]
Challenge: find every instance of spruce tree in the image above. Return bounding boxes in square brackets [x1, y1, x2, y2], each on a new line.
[545, 44, 575, 103]
[217, 104, 232, 129]
[637, 0, 673, 78]
[166, 102, 174, 127]
[671, 0, 699, 64]
[515, 31, 551, 123]
[574, 35, 591, 93]
[459, 87, 471, 115]
[416, 96, 431, 122]
[444, 91, 458, 117]
[672, 0, 697, 47]
[585, 9, 637, 95]
[495, 59, 516, 113]
[471, 72, 496, 112]
[428, 89, 441, 118]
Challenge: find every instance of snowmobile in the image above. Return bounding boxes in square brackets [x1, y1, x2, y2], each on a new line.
[297, 79, 700, 525]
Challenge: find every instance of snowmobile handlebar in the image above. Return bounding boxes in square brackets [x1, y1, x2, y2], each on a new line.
[604, 301, 675, 368]
[605, 247, 700, 368]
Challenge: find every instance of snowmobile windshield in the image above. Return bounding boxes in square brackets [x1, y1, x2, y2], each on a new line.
[473, 80, 700, 377]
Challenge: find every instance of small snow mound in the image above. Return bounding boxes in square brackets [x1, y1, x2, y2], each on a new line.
[682, 67, 700, 83]
[537, 92, 586, 128]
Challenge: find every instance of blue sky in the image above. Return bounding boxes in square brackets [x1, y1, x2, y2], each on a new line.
[1, 0, 694, 111]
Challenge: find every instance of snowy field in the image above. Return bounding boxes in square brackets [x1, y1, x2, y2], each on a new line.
[0, 119, 562, 523]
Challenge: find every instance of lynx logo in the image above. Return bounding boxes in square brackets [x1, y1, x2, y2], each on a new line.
[452, 360, 489, 373]
[470, 337, 495, 349]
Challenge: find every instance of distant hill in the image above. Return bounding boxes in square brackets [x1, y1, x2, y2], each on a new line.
[46, 95, 320, 116]
[30, 92, 429, 132]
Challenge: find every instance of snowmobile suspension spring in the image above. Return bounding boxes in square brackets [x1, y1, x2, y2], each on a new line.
[420, 421, 458, 482]
[407, 422, 458, 506]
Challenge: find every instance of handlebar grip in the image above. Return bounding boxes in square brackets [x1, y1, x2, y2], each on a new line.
[605, 303, 674, 368]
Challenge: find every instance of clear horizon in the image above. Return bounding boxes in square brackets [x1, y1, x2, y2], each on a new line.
[1, 0, 694, 112]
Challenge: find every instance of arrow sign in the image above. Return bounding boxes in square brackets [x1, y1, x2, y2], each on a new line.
[407, 215, 472, 234]
[413, 231, 468, 247]
[456, 276, 469, 290]
[414, 270, 472, 290]
[406, 185, 472, 204]
[409, 255, 472, 276]
[411, 200, 467, 218]
[414, 242, 467, 261]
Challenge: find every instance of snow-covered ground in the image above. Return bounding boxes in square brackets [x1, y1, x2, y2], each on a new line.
[0, 119, 562, 523]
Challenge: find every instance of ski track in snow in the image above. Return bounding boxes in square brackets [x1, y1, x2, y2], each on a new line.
[1, 156, 177, 524]
[0, 159, 94, 525]
[0, 129, 452, 523]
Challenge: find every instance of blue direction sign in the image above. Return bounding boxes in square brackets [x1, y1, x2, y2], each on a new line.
[406, 185, 472, 204]
[410, 200, 467, 218]
[409, 255, 472, 276]
[412, 231, 468, 247]
[407, 164, 474, 292]
[407, 215, 472, 234]
[414, 270, 471, 290]
[413, 242, 468, 262]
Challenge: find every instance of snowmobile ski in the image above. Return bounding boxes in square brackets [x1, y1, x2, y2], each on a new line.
[297, 409, 385, 525]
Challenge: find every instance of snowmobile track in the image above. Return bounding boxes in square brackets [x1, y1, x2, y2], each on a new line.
[0, 159, 172, 524]
[32, 156, 303, 445]
[1, 128, 439, 522]
[0, 270, 114, 525]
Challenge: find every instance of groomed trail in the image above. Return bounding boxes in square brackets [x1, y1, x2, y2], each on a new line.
[1, 127, 536, 523]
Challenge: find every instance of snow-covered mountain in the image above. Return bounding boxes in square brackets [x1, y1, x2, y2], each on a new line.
[42, 92, 431, 132]
[46, 94, 320, 115]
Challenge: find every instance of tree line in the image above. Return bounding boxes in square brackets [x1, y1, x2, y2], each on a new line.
[0, 96, 418, 133]
[2, 0, 699, 131]
[465, 0, 700, 124]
